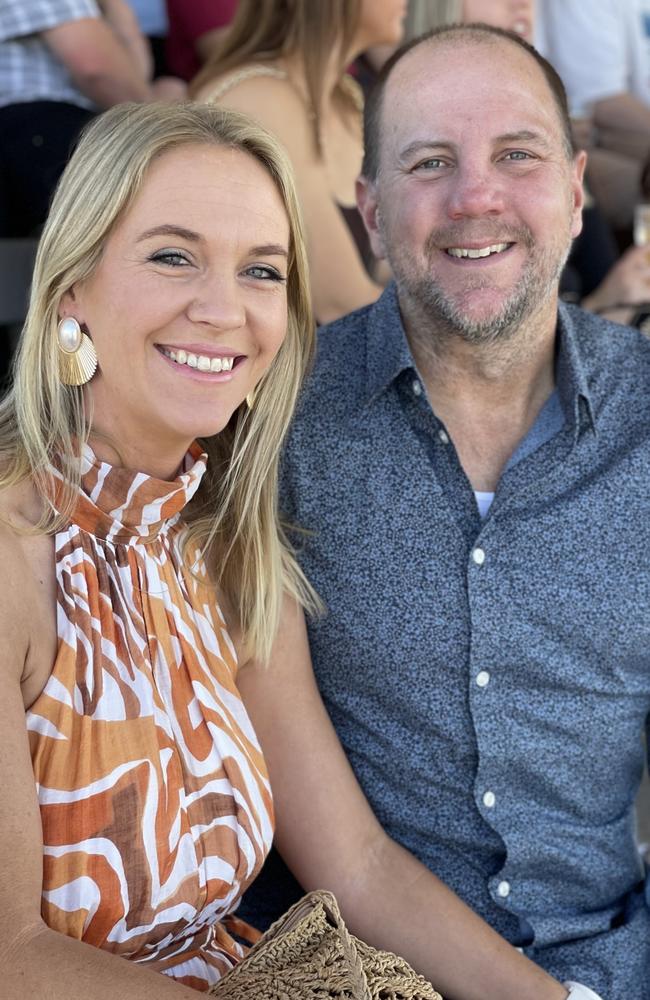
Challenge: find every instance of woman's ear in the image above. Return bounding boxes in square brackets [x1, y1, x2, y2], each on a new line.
[58, 286, 82, 323]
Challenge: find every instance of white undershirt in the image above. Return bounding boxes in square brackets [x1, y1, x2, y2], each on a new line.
[474, 490, 495, 518]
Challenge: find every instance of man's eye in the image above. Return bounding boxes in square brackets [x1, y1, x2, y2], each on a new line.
[503, 150, 532, 161]
[245, 265, 286, 282]
[149, 250, 189, 267]
[414, 158, 445, 171]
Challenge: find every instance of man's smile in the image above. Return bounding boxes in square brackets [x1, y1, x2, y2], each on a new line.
[444, 242, 514, 259]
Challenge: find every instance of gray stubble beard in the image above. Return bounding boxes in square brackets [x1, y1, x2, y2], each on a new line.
[386, 226, 573, 348]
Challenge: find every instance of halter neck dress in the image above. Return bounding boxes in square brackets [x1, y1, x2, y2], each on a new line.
[26, 444, 274, 991]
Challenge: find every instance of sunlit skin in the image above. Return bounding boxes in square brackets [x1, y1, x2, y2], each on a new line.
[359, 37, 585, 361]
[59, 144, 290, 480]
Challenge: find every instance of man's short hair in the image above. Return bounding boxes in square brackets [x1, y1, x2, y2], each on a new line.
[362, 23, 575, 180]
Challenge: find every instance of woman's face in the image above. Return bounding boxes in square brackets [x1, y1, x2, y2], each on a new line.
[462, 0, 535, 43]
[60, 143, 291, 475]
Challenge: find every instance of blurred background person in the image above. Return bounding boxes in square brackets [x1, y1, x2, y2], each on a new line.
[539, 0, 650, 235]
[191, 0, 406, 324]
[128, 0, 170, 76]
[165, 0, 237, 82]
[0, 0, 185, 238]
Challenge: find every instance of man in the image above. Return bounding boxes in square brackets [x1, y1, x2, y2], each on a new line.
[240, 24, 650, 999]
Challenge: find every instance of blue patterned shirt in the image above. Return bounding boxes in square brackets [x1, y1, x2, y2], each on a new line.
[242, 285, 650, 998]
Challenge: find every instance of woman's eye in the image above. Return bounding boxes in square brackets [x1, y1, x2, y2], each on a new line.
[149, 250, 190, 267]
[245, 265, 286, 282]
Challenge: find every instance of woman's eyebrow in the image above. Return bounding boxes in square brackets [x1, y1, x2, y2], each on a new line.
[135, 228, 288, 258]
[136, 224, 201, 243]
[250, 244, 288, 258]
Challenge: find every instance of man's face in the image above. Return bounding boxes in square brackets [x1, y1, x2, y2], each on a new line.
[359, 38, 586, 344]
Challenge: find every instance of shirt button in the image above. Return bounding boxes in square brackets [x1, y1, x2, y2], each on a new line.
[472, 547, 486, 566]
[483, 790, 496, 808]
[476, 670, 490, 688]
[438, 429, 449, 444]
[412, 379, 422, 396]
[497, 880, 511, 898]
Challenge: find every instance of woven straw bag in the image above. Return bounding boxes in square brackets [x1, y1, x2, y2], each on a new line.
[209, 889, 442, 1000]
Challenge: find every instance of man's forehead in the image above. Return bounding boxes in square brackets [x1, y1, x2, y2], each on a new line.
[384, 34, 551, 115]
[381, 35, 562, 152]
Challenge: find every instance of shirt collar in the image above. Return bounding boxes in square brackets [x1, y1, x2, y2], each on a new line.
[363, 285, 596, 435]
[555, 301, 597, 438]
[364, 283, 414, 405]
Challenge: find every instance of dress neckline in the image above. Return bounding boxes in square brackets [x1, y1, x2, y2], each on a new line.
[53, 441, 207, 544]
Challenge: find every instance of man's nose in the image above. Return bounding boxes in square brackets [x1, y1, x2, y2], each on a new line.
[187, 274, 246, 330]
[446, 164, 506, 219]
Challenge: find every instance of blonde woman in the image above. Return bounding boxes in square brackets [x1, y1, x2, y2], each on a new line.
[192, 0, 406, 323]
[0, 101, 570, 1000]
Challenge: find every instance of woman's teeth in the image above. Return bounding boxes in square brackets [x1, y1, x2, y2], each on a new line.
[160, 347, 235, 372]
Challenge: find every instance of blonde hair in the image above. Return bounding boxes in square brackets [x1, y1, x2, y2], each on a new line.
[190, 0, 362, 153]
[0, 101, 318, 662]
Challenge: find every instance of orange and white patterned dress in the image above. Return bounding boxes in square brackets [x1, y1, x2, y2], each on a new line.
[26, 443, 274, 991]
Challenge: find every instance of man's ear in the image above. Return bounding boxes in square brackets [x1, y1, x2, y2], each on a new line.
[356, 175, 387, 260]
[570, 149, 588, 240]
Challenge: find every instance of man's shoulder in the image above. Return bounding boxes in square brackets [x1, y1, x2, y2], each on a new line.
[564, 303, 650, 383]
[316, 300, 377, 359]
[298, 300, 379, 410]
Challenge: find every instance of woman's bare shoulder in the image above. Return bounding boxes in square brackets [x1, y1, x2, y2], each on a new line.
[196, 63, 299, 105]
[0, 476, 46, 532]
[0, 479, 55, 685]
[196, 64, 314, 153]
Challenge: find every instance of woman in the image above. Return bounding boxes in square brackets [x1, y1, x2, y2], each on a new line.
[0, 101, 568, 1000]
[191, 0, 405, 323]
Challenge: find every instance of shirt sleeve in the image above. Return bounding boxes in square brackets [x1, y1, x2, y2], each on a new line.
[0, 0, 100, 43]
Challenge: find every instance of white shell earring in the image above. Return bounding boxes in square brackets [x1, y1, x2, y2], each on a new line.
[57, 317, 98, 386]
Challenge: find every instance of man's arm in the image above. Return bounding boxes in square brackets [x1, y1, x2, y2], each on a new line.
[95, 0, 152, 82]
[237, 597, 570, 1000]
[594, 92, 650, 161]
[42, 16, 152, 107]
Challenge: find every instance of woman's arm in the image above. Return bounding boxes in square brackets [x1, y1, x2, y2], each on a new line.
[237, 597, 569, 1000]
[195, 74, 383, 323]
[0, 530, 214, 1000]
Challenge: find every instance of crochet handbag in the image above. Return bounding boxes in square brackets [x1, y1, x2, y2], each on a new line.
[209, 889, 443, 1000]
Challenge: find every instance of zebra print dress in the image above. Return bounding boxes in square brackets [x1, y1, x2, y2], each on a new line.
[26, 443, 274, 991]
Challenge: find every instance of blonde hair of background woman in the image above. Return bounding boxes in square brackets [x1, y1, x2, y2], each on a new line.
[0, 101, 318, 663]
[190, 0, 362, 153]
